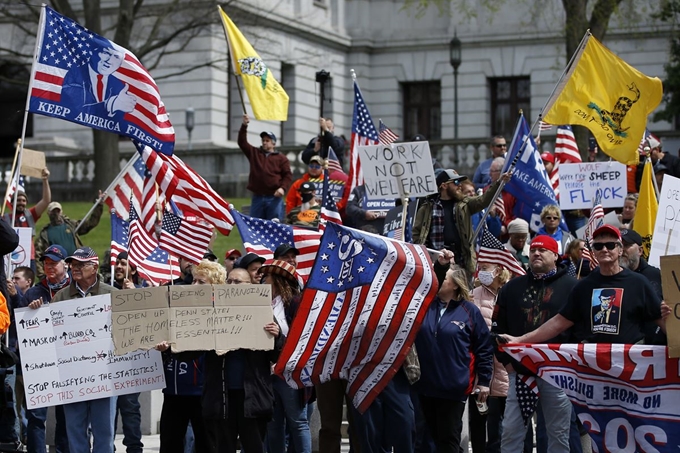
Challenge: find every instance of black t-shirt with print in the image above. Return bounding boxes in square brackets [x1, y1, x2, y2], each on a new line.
[560, 268, 661, 344]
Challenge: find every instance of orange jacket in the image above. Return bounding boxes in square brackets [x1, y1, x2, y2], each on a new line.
[0, 292, 10, 335]
[286, 175, 324, 213]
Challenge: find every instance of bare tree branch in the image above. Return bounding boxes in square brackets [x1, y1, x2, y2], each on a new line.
[49, 0, 78, 22]
[152, 59, 228, 81]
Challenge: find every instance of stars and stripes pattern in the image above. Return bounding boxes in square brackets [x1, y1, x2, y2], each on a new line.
[539, 121, 553, 131]
[274, 222, 438, 413]
[554, 126, 581, 164]
[137, 143, 234, 235]
[231, 210, 322, 278]
[476, 229, 526, 276]
[583, 191, 605, 270]
[637, 128, 659, 154]
[320, 168, 343, 228]
[340, 81, 380, 210]
[137, 168, 158, 239]
[493, 195, 506, 222]
[104, 154, 145, 220]
[111, 210, 180, 285]
[516, 374, 540, 426]
[29, 6, 174, 154]
[158, 211, 212, 264]
[4, 174, 25, 210]
[378, 119, 399, 145]
[127, 204, 157, 268]
[327, 147, 345, 175]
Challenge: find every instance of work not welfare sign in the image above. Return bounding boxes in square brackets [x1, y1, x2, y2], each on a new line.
[16, 295, 165, 409]
[504, 343, 680, 453]
[358, 141, 437, 201]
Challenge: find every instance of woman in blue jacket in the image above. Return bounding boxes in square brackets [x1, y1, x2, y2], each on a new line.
[415, 252, 493, 453]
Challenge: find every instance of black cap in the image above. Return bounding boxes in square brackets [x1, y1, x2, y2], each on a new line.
[620, 228, 642, 246]
[203, 249, 218, 261]
[274, 243, 300, 258]
[299, 182, 315, 193]
[436, 169, 468, 187]
[237, 252, 266, 269]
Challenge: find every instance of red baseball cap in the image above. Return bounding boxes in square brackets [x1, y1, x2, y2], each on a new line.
[530, 235, 559, 254]
[224, 249, 242, 259]
[592, 224, 621, 241]
[540, 152, 555, 164]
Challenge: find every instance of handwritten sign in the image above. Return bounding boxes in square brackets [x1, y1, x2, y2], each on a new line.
[558, 162, 627, 210]
[649, 174, 680, 267]
[169, 285, 214, 353]
[111, 287, 169, 355]
[5, 227, 32, 276]
[20, 148, 46, 178]
[213, 284, 274, 353]
[16, 294, 165, 409]
[358, 141, 437, 201]
[660, 255, 680, 358]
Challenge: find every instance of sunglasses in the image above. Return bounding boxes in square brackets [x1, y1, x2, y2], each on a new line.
[543, 216, 559, 221]
[592, 242, 620, 251]
[308, 164, 322, 169]
[493, 144, 507, 148]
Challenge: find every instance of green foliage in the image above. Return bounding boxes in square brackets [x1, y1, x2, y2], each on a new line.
[653, 0, 680, 122]
[32, 199, 251, 263]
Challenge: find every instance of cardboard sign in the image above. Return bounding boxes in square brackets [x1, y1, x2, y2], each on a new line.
[168, 285, 214, 353]
[558, 162, 627, 210]
[16, 295, 165, 409]
[20, 149, 46, 178]
[111, 287, 169, 355]
[213, 284, 274, 353]
[649, 174, 680, 267]
[358, 141, 437, 201]
[660, 255, 680, 358]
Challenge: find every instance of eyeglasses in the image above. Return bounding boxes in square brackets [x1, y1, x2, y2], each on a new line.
[493, 144, 507, 148]
[592, 242, 620, 251]
[70, 261, 95, 269]
[308, 164, 322, 169]
[543, 216, 559, 221]
[227, 278, 245, 284]
[489, 169, 501, 173]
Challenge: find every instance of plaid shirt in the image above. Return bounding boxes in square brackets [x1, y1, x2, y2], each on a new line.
[428, 198, 445, 250]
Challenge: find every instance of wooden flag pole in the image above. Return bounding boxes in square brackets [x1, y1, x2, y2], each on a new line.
[1, 139, 22, 217]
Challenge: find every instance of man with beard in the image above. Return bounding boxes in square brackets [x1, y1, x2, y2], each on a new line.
[413, 168, 511, 278]
[113, 252, 142, 290]
[22, 245, 71, 453]
[2, 168, 51, 230]
[35, 193, 104, 278]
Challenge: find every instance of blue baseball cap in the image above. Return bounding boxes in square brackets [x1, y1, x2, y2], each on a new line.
[260, 131, 277, 142]
[41, 245, 67, 262]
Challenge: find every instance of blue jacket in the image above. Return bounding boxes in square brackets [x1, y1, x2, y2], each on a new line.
[415, 297, 493, 401]
[162, 353, 205, 396]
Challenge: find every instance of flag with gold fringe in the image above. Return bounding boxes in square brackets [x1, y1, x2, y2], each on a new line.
[633, 159, 657, 259]
[218, 6, 289, 121]
[543, 32, 662, 166]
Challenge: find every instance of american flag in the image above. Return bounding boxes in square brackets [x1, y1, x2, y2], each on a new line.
[637, 128, 659, 154]
[320, 168, 343, 228]
[29, 6, 174, 155]
[327, 147, 345, 175]
[274, 222, 438, 413]
[137, 143, 234, 235]
[4, 174, 25, 211]
[111, 211, 180, 285]
[476, 229, 526, 276]
[231, 210, 322, 278]
[583, 191, 605, 269]
[539, 121, 553, 131]
[104, 154, 145, 220]
[136, 170, 157, 239]
[378, 119, 399, 145]
[127, 204, 157, 268]
[554, 126, 581, 164]
[158, 211, 212, 264]
[493, 195, 506, 222]
[340, 81, 380, 210]
[516, 374, 540, 426]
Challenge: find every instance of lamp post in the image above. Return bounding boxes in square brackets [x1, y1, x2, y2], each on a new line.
[185, 107, 195, 151]
[449, 32, 462, 140]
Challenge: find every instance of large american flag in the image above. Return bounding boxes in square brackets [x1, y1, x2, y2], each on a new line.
[111, 211, 180, 285]
[28, 6, 174, 155]
[158, 211, 212, 264]
[554, 126, 581, 164]
[340, 81, 380, 210]
[476, 229, 526, 276]
[137, 143, 234, 235]
[104, 154, 145, 220]
[378, 119, 399, 145]
[320, 168, 343, 228]
[274, 222, 438, 413]
[231, 210, 322, 278]
[4, 174, 25, 211]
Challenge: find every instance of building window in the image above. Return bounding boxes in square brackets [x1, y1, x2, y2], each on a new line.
[490, 77, 530, 139]
[403, 82, 441, 140]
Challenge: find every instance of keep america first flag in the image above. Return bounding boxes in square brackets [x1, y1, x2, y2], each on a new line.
[29, 6, 174, 154]
[274, 222, 438, 413]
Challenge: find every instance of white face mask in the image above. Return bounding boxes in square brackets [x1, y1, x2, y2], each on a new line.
[478, 270, 496, 286]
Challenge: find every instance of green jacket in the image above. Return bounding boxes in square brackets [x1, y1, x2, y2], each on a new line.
[52, 278, 114, 303]
[412, 180, 502, 275]
[35, 204, 103, 279]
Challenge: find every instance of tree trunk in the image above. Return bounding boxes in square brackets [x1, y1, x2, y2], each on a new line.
[93, 131, 122, 192]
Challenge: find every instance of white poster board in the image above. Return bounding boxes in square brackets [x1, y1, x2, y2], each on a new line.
[357, 141, 437, 200]
[576, 211, 621, 240]
[5, 227, 32, 278]
[17, 294, 165, 409]
[558, 162, 627, 210]
[649, 174, 680, 267]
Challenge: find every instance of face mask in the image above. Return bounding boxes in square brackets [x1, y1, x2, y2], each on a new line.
[478, 270, 495, 286]
[301, 192, 314, 203]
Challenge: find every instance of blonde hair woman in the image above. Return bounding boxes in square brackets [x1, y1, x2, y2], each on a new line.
[538, 205, 574, 255]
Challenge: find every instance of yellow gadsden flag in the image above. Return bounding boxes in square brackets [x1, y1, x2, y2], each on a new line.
[543, 32, 662, 166]
[633, 159, 657, 259]
[218, 7, 289, 121]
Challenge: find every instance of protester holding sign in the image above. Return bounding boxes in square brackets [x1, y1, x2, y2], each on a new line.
[345, 185, 386, 231]
[49, 247, 115, 453]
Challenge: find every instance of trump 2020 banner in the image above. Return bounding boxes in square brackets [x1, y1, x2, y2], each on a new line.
[503, 343, 680, 452]
[28, 6, 175, 155]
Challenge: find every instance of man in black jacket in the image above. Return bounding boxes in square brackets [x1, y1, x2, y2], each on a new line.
[492, 235, 576, 453]
[301, 117, 345, 168]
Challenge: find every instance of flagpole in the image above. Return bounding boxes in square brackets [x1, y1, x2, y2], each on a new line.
[75, 153, 141, 233]
[218, 6, 247, 115]
[647, 157, 660, 199]
[1, 140, 22, 217]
